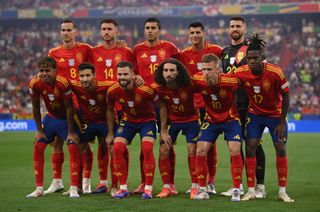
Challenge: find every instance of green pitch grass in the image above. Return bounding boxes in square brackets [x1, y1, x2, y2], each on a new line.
[0, 132, 319, 211]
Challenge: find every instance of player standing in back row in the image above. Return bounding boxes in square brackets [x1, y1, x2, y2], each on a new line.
[221, 16, 266, 197]
[133, 17, 180, 194]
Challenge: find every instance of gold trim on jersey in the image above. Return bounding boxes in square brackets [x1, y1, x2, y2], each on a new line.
[56, 76, 69, 88]
[107, 83, 120, 94]
[97, 81, 114, 87]
[139, 86, 154, 95]
[265, 64, 285, 79]
[220, 76, 238, 84]
[30, 77, 40, 87]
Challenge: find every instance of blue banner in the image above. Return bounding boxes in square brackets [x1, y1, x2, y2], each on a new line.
[0, 120, 36, 132]
[0, 120, 319, 132]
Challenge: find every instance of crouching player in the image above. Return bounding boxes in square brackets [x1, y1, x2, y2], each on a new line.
[152, 59, 200, 198]
[70, 62, 115, 194]
[106, 61, 170, 199]
[192, 54, 243, 201]
[26, 57, 81, 198]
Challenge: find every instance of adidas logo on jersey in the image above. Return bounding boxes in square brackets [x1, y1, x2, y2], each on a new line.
[189, 60, 194, 65]
[141, 53, 147, 58]
[58, 58, 65, 62]
[97, 57, 103, 62]
[146, 131, 154, 136]
[233, 135, 240, 140]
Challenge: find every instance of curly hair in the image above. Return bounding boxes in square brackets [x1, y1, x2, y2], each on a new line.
[154, 58, 190, 86]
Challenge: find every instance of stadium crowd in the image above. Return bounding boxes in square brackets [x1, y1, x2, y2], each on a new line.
[0, 0, 310, 10]
[0, 16, 319, 118]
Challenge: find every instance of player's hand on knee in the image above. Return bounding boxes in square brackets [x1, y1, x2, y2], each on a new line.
[67, 131, 80, 144]
[34, 130, 46, 144]
[274, 121, 287, 143]
[106, 134, 114, 146]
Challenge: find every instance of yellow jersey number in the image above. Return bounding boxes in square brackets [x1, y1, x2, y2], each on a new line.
[70, 68, 77, 78]
[104, 68, 114, 80]
[172, 104, 185, 113]
[212, 101, 222, 110]
[88, 106, 101, 114]
[149, 63, 158, 75]
[253, 94, 263, 104]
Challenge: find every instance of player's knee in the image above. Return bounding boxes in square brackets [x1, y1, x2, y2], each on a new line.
[277, 148, 286, 157]
[142, 142, 154, 157]
[159, 146, 169, 158]
[196, 145, 208, 156]
[113, 142, 126, 155]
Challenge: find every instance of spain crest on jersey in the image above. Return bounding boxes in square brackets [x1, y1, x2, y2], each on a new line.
[210, 94, 218, 101]
[230, 57, 235, 65]
[68, 59, 75, 67]
[253, 86, 261, 94]
[159, 48, 166, 59]
[76, 52, 83, 63]
[150, 55, 157, 63]
[263, 80, 271, 91]
[197, 62, 202, 70]
[48, 94, 55, 101]
[219, 89, 227, 99]
[105, 59, 112, 67]
[89, 99, 96, 106]
[115, 53, 122, 63]
[172, 98, 180, 105]
[127, 101, 134, 107]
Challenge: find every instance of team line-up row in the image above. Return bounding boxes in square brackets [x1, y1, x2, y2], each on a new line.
[26, 17, 293, 202]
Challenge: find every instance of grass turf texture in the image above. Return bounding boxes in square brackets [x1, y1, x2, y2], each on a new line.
[0, 132, 319, 211]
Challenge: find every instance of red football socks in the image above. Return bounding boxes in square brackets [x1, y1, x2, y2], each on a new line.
[67, 143, 81, 186]
[231, 154, 243, 189]
[207, 143, 217, 184]
[82, 148, 93, 179]
[245, 156, 256, 188]
[97, 143, 109, 181]
[142, 141, 155, 186]
[159, 157, 171, 185]
[188, 155, 197, 184]
[276, 156, 288, 187]
[113, 142, 127, 185]
[34, 142, 47, 186]
[51, 152, 64, 179]
[195, 155, 207, 187]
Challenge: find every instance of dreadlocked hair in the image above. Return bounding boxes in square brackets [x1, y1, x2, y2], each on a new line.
[247, 32, 267, 52]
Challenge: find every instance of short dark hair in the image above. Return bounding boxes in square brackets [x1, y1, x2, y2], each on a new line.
[188, 22, 205, 31]
[144, 17, 161, 29]
[100, 18, 118, 27]
[116, 61, 133, 71]
[230, 16, 246, 23]
[78, 62, 95, 74]
[60, 19, 77, 29]
[38, 57, 56, 69]
[201, 54, 220, 67]
[154, 58, 190, 86]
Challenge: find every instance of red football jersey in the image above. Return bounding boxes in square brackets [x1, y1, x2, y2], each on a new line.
[152, 83, 198, 123]
[192, 72, 239, 123]
[133, 40, 179, 85]
[48, 42, 93, 80]
[71, 80, 114, 123]
[234, 63, 289, 117]
[91, 45, 137, 81]
[29, 76, 72, 119]
[177, 43, 222, 108]
[107, 84, 159, 123]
